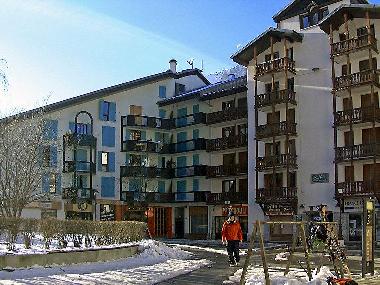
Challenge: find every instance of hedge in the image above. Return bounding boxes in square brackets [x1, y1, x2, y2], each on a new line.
[0, 217, 147, 251]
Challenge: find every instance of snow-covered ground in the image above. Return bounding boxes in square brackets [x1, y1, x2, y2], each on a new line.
[0, 240, 210, 285]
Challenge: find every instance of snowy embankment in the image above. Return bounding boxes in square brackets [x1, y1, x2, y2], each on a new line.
[0, 240, 210, 285]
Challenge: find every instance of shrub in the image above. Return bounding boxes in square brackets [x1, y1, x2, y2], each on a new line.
[3, 217, 21, 251]
[20, 218, 39, 249]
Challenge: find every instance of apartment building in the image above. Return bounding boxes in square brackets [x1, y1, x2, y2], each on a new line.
[231, 0, 372, 242]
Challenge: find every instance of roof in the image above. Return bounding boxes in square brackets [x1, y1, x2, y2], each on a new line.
[231, 28, 303, 67]
[2, 68, 210, 121]
[157, 75, 247, 106]
[273, 0, 368, 23]
[319, 3, 380, 34]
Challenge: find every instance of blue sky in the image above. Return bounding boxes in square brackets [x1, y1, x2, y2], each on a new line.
[0, 0, 379, 111]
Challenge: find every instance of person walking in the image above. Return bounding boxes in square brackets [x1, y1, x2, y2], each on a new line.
[221, 211, 243, 266]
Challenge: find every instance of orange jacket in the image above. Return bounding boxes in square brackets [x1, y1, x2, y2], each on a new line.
[222, 220, 243, 241]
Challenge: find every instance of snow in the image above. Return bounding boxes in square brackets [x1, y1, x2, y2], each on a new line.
[171, 243, 248, 256]
[0, 240, 210, 285]
[274, 252, 290, 261]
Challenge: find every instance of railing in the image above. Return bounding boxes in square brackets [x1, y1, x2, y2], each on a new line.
[255, 57, 296, 77]
[336, 181, 376, 198]
[122, 115, 174, 130]
[334, 107, 380, 126]
[331, 34, 378, 57]
[335, 144, 380, 162]
[255, 89, 296, 109]
[64, 134, 97, 147]
[63, 161, 96, 173]
[256, 187, 297, 202]
[175, 113, 206, 128]
[206, 191, 248, 204]
[256, 154, 297, 171]
[175, 165, 207, 178]
[120, 166, 174, 179]
[256, 121, 297, 139]
[62, 187, 95, 201]
[121, 140, 160, 152]
[161, 138, 207, 154]
[174, 191, 211, 202]
[206, 164, 248, 178]
[333, 69, 379, 91]
[206, 107, 248, 125]
[206, 134, 247, 152]
[121, 191, 175, 203]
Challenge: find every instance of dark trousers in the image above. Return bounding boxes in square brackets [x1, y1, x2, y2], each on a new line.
[226, 240, 240, 264]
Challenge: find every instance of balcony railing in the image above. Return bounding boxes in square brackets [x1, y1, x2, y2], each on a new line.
[255, 57, 296, 78]
[335, 144, 380, 162]
[333, 69, 379, 91]
[175, 165, 207, 178]
[206, 107, 247, 125]
[120, 166, 174, 179]
[206, 164, 248, 178]
[64, 134, 97, 147]
[256, 187, 297, 202]
[174, 113, 206, 128]
[122, 115, 174, 130]
[336, 181, 377, 198]
[121, 191, 175, 203]
[256, 154, 297, 171]
[255, 89, 296, 109]
[256, 121, 297, 140]
[62, 187, 95, 201]
[334, 107, 380, 126]
[174, 191, 211, 202]
[63, 161, 96, 173]
[160, 138, 207, 154]
[331, 34, 378, 57]
[206, 191, 248, 205]
[206, 134, 247, 152]
[121, 140, 159, 152]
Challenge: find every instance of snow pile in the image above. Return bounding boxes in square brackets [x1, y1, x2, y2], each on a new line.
[138, 240, 192, 260]
[275, 252, 290, 261]
[225, 266, 334, 285]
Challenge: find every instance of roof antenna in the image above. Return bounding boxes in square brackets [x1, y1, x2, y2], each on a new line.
[201, 60, 204, 72]
[187, 58, 194, 69]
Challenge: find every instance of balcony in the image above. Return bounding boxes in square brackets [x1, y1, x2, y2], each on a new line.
[121, 140, 159, 152]
[206, 191, 248, 205]
[206, 107, 247, 125]
[121, 191, 175, 203]
[62, 187, 95, 201]
[255, 57, 296, 78]
[63, 134, 96, 147]
[206, 134, 247, 152]
[331, 34, 378, 57]
[63, 161, 96, 174]
[255, 89, 296, 109]
[174, 113, 206, 128]
[175, 165, 207, 178]
[336, 144, 380, 163]
[256, 154, 297, 171]
[122, 115, 174, 130]
[336, 181, 377, 198]
[120, 166, 174, 179]
[256, 121, 297, 140]
[206, 164, 248, 178]
[334, 107, 380, 126]
[256, 187, 297, 215]
[333, 69, 380, 91]
[174, 191, 211, 202]
[160, 138, 207, 154]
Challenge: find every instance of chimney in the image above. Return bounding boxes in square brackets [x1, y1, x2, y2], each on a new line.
[169, 59, 177, 73]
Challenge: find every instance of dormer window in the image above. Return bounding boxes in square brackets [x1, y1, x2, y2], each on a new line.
[300, 7, 328, 29]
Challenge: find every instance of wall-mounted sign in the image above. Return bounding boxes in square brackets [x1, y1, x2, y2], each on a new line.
[311, 173, 329, 183]
[222, 205, 248, 216]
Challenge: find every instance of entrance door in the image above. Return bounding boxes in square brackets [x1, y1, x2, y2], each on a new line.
[349, 214, 362, 242]
[174, 207, 185, 239]
[154, 207, 167, 237]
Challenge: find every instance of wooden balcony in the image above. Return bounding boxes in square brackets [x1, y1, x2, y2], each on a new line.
[256, 187, 297, 215]
[336, 181, 377, 198]
[64, 134, 96, 147]
[206, 164, 248, 178]
[256, 121, 296, 140]
[174, 113, 207, 128]
[174, 191, 211, 202]
[120, 166, 174, 179]
[255, 57, 296, 78]
[336, 144, 380, 163]
[63, 161, 96, 174]
[123, 115, 174, 130]
[333, 69, 380, 91]
[334, 107, 380, 126]
[331, 34, 378, 57]
[62, 187, 95, 202]
[256, 154, 297, 171]
[206, 191, 248, 205]
[206, 107, 247, 125]
[121, 191, 175, 203]
[121, 140, 160, 152]
[206, 134, 247, 152]
[255, 89, 296, 109]
[160, 138, 207, 154]
[175, 165, 207, 178]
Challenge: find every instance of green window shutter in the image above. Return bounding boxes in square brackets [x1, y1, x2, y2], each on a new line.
[158, 181, 165, 193]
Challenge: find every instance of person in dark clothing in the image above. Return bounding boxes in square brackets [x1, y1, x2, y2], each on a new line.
[221, 211, 243, 266]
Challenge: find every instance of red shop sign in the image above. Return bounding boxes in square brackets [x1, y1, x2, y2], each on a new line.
[222, 205, 248, 216]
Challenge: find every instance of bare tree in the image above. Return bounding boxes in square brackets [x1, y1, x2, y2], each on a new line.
[0, 108, 50, 217]
[0, 59, 9, 93]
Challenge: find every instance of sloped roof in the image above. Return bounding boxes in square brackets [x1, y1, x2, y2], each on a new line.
[231, 28, 303, 67]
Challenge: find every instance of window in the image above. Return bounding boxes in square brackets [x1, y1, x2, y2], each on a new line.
[159, 86, 167, 99]
[222, 100, 235, 110]
[286, 47, 294, 60]
[102, 101, 111, 121]
[238, 124, 248, 136]
[359, 58, 377, 72]
[130, 154, 142, 166]
[222, 126, 235, 138]
[102, 152, 109, 168]
[300, 7, 329, 29]
[222, 179, 236, 193]
[289, 172, 297, 188]
[76, 123, 89, 135]
[288, 78, 295, 91]
[357, 25, 375, 37]
[342, 64, 351, 76]
[175, 83, 186, 95]
[42, 146, 50, 166]
[49, 173, 56, 193]
[131, 130, 142, 141]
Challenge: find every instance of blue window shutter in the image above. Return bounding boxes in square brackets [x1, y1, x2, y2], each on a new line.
[42, 174, 49, 193]
[69, 122, 75, 133]
[193, 154, 199, 165]
[108, 152, 115, 172]
[101, 176, 115, 198]
[193, 104, 199, 114]
[176, 180, 187, 200]
[56, 174, 62, 194]
[102, 126, 115, 147]
[158, 181, 165, 193]
[141, 131, 146, 141]
[159, 109, 166, 118]
[124, 129, 131, 141]
[159, 86, 167, 98]
[193, 129, 199, 139]
[99, 100, 105, 121]
[109, 102, 116, 122]
[193, 179, 199, 191]
[98, 151, 103, 171]
[50, 146, 58, 167]
[125, 153, 130, 165]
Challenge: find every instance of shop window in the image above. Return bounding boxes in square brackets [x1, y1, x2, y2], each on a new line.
[100, 204, 115, 221]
